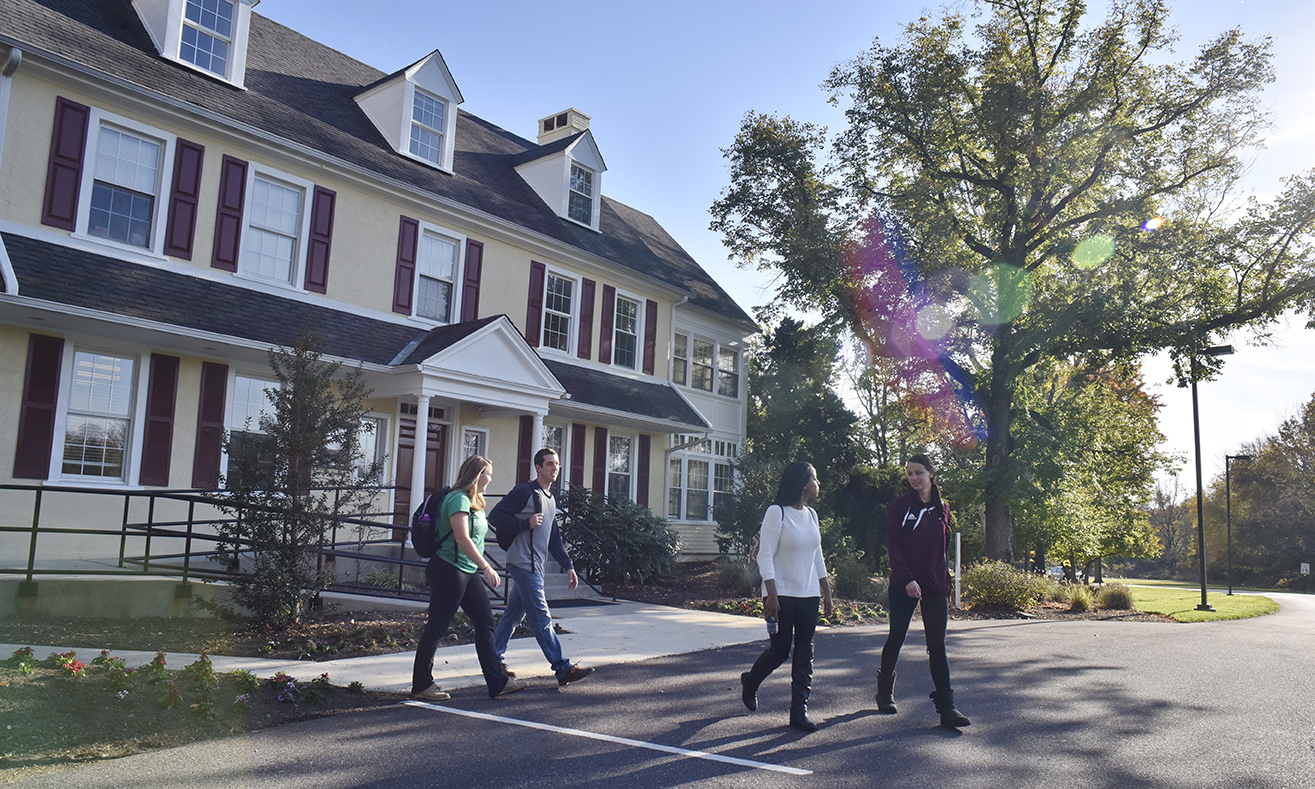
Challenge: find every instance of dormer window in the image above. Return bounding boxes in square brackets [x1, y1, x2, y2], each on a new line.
[410, 90, 447, 165]
[132, 0, 256, 88]
[355, 51, 463, 172]
[568, 164, 594, 225]
[180, 0, 234, 77]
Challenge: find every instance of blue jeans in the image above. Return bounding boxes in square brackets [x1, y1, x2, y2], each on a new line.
[494, 564, 572, 677]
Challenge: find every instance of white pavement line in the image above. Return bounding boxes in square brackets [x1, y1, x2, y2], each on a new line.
[402, 700, 812, 776]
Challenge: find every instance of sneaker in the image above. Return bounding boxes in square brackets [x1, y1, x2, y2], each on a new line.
[491, 679, 529, 698]
[413, 683, 450, 701]
[501, 663, 517, 678]
[557, 665, 594, 686]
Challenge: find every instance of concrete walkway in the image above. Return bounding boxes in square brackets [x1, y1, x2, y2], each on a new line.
[1, 600, 769, 694]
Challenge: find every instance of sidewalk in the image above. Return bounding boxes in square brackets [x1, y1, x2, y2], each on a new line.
[1, 600, 770, 693]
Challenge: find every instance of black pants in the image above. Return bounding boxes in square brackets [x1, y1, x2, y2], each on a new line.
[880, 586, 951, 691]
[411, 558, 502, 694]
[745, 595, 819, 709]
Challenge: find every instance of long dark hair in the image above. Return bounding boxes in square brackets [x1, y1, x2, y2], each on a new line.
[772, 461, 816, 507]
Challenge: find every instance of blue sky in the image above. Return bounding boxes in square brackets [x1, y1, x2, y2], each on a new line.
[257, 0, 1315, 486]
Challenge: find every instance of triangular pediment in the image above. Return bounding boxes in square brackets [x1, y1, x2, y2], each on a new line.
[412, 316, 563, 409]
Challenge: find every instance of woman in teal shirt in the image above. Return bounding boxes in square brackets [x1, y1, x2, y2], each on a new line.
[412, 455, 526, 700]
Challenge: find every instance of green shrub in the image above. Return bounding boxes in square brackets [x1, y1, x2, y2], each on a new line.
[962, 560, 1044, 610]
[718, 558, 760, 595]
[1096, 582, 1135, 610]
[830, 554, 876, 600]
[559, 486, 680, 585]
[1068, 586, 1094, 612]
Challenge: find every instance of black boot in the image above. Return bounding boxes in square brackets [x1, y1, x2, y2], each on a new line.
[875, 670, 897, 714]
[930, 688, 970, 728]
[741, 647, 783, 712]
[788, 642, 816, 732]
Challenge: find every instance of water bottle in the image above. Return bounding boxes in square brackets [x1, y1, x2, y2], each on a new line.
[766, 615, 778, 635]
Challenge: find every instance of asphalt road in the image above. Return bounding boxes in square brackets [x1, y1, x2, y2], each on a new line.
[13, 592, 1315, 788]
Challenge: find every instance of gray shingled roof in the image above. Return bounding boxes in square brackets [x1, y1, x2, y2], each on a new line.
[0, 0, 755, 327]
[542, 359, 710, 430]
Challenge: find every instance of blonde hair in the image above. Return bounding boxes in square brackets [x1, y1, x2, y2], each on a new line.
[451, 454, 491, 511]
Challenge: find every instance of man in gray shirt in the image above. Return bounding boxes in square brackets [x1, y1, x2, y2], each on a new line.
[490, 449, 593, 686]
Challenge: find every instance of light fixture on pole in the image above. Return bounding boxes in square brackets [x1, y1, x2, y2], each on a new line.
[1191, 344, 1234, 612]
[1225, 453, 1252, 596]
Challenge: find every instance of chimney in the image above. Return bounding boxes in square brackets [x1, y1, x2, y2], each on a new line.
[537, 108, 590, 145]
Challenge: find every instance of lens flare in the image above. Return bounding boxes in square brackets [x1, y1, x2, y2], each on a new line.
[915, 304, 953, 340]
[1073, 234, 1115, 269]
[967, 264, 1033, 325]
[1142, 216, 1167, 231]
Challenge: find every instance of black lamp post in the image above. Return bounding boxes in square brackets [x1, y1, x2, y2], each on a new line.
[1191, 344, 1234, 612]
[1225, 453, 1252, 596]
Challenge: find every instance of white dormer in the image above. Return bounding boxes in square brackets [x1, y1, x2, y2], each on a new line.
[354, 51, 464, 173]
[514, 109, 607, 231]
[133, 0, 259, 88]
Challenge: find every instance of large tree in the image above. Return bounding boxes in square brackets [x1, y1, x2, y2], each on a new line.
[711, 0, 1315, 559]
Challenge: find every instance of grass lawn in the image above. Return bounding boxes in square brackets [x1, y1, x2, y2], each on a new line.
[1125, 585, 1280, 622]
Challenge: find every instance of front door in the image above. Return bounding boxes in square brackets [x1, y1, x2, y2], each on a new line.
[393, 417, 446, 540]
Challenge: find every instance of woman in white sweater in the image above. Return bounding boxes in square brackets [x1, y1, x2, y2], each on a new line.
[739, 461, 835, 731]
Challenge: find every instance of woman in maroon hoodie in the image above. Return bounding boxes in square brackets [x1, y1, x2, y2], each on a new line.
[875, 453, 970, 728]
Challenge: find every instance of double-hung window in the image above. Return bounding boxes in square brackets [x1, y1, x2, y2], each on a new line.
[244, 174, 303, 285]
[416, 230, 458, 322]
[62, 351, 137, 480]
[691, 339, 714, 392]
[717, 347, 740, 397]
[226, 374, 278, 487]
[672, 332, 689, 385]
[607, 434, 633, 500]
[542, 272, 576, 352]
[568, 164, 593, 225]
[409, 89, 446, 166]
[87, 123, 166, 250]
[613, 295, 640, 369]
[667, 437, 737, 523]
[462, 427, 488, 460]
[180, 0, 234, 77]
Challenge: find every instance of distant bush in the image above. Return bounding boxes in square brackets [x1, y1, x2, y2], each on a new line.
[559, 486, 679, 585]
[830, 553, 876, 600]
[962, 560, 1044, 610]
[1068, 586, 1094, 612]
[718, 558, 760, 595]
[1096, 582, 1135, 610]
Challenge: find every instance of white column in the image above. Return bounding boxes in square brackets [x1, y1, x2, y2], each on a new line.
[410, 395, 431, 510]
[531, 412, 544, 478]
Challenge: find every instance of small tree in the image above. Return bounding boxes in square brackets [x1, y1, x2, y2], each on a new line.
[558, 486, 680, 586]
[208, 334, 382, 629]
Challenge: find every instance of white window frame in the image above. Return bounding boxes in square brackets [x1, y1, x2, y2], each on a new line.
[667, 440, 737, 524]
[690, 337, 715, 392]
[219, 372, 279, 484]
[399, 80, 459, 172]
[408, 87, 448, 167]
[542, 421, 568, 491]
[567, 162, 595, 226]
[461, 427, 488, 460]
[412, 222, 467, 324]
[717, 346, 741, 398]
[606, 432, 634, 501]
[237, 163, 314, 290]
[671, 331, 689, 386]
[157, 0, 256, 87]
[178, 0, 235, 78]
[611, 291, 643, 370]
[53, 345, 146, 485]
[73, 109, 177, 258]
[540, 269, 580, 355]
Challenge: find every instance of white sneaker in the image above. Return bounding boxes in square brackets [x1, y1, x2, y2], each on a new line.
[413, 683, 451, 701]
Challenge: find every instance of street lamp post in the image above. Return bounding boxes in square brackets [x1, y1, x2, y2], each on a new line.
[1225, 453, 1252, 596]
[1191, 344, 1234, 613]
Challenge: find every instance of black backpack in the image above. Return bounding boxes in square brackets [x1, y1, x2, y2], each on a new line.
[411, 487, 473, 560]
[493, 486, 543, 551]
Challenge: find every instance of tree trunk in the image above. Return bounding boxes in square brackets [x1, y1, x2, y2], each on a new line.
[983, 362, 1015, 561]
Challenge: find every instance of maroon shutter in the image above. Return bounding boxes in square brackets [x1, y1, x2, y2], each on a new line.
[525, 261, 546, 347]
[192, 361, 229, 489]
[577, 278, 595, 359]
[460, 240, 484, 322]
[517, 415, 533, 481]
[570, 423, 586, 489]
[303, 185, 336, 293]
[163, 139, 205, 259]
[592, 426, 608, 493]
[13, 334, 64, 479]
[642, 299, 659, 375]
[598, 285, 616, 364]
[139, 354, 180, 486]
[211, 155, 248, 272]
[637, 434, 652, 507]
[41, 97, 90, 231]
[392, 216, 419, 313]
